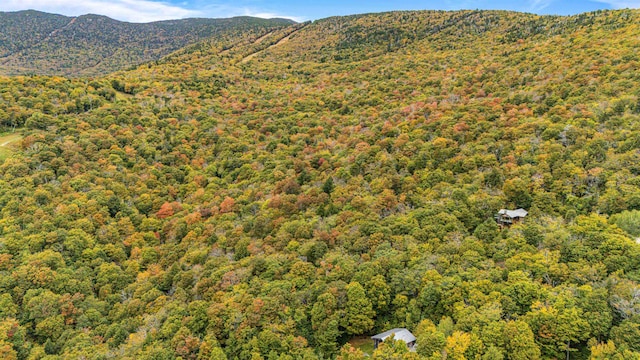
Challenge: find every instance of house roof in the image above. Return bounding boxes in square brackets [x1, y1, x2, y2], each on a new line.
[371, 328, 416, 343]
[498, 208, 528, 218]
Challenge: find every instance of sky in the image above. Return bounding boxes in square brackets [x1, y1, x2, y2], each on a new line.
[0, 0, 639, 23]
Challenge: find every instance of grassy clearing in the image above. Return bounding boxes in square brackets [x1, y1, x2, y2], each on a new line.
[349, 336, 375, 355]
[0, 133, 22, 160]
[115, 91, 134, 101]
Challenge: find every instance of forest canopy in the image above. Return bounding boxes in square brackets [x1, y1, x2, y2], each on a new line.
[0, 8, 640, 360]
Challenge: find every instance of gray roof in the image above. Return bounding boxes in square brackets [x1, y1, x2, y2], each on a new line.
[498, 208, 528, 218]
[371, 328, 416, 344]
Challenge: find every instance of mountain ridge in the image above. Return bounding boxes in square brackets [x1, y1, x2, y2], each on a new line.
[0, 9, 296, 77]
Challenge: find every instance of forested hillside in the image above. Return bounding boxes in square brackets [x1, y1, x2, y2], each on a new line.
[1, 8, 640, 360]
[0, 10, 294, 76]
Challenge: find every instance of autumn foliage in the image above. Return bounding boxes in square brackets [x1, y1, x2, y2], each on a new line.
[0, 8, 639, 360]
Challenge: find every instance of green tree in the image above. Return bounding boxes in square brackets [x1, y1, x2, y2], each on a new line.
[415, 319, 446, 358]
[503, 320, 540, 360]
[345, 282, 376, 335]
[372, 337, 419, 360]
[312, 292, 343, 357]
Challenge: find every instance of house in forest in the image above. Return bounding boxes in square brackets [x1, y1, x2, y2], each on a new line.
[371, 328, 416, 351]
[495, 208, 528, 227]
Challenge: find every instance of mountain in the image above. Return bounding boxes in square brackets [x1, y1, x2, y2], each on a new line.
[1, 8, 640, 360]
[0, 10, 295, 76]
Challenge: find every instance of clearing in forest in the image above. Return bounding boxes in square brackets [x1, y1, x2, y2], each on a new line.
[0, 133, 22, 160]
[348, 336, 375, 355]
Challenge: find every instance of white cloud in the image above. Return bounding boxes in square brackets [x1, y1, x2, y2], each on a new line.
[528, 0, 554, 12]
[0, 0, 202, 22]
[594, 0, 640, 8]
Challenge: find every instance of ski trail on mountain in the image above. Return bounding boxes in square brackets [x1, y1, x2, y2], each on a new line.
[240, 25, 306, 64]
[48, 17, 78, 38]
[252, 30, 277, 45]
[0, 17, 78, 61]
[219, 30, 275, 56]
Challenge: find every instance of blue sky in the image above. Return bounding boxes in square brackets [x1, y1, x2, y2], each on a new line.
[0, 0, 639, 23]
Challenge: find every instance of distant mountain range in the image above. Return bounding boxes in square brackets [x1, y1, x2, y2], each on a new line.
[0, 10, 295, 76]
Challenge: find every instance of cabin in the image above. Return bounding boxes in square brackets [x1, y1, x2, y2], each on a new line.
[495, 208, 528, 227]
[371, 328, 416, 351]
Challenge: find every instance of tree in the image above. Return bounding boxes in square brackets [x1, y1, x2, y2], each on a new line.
[0, 294, 17, 318]
[337, 343, 366, 360]
[502, 271, 544, 316]
[156, 202, 176, 219]
[503, 177, 532, 209]
[345, 282, 376, 335]
[312, 292, 343, 357]
[0, 342, 17, 360]
[323, 177, 335, 195]
[610, 210, 640, 237]
[415, 319, 445, 358]
[503, 320, 540, 360]
[577, 286, 612, 342]
[367, 275, 391, 313]
[589, 340, 636, 360]
[482, 346, 504, 360]
[219, 196, 236, 214]
[372, 337, 419, 360]
[610, 321, 640, 352]
[444, 331, 472, 360]
[525, 293, 590, 359]
[209, 347, 228, 360]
